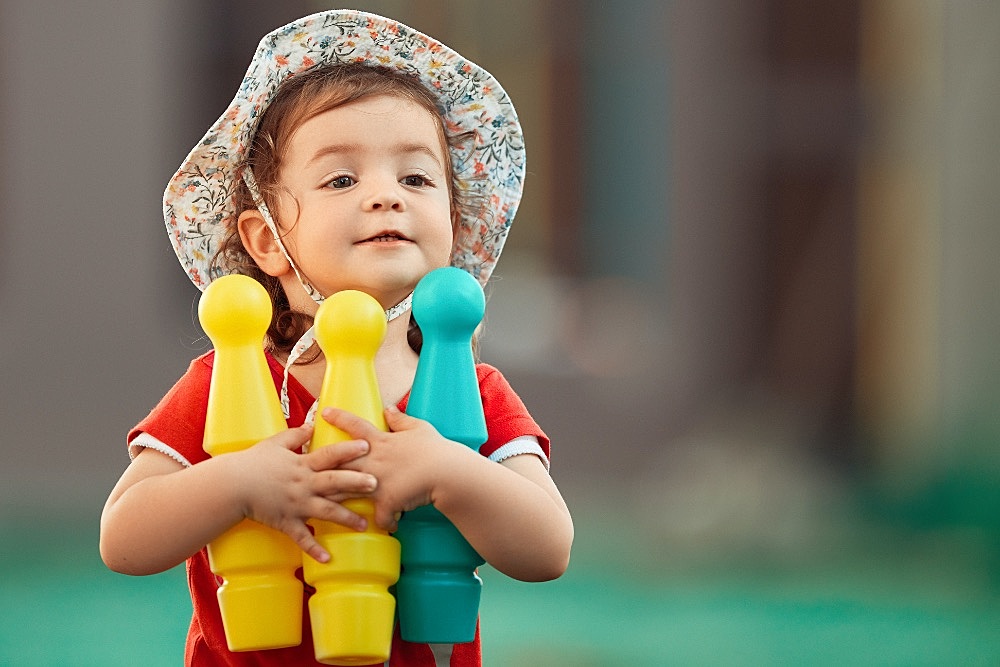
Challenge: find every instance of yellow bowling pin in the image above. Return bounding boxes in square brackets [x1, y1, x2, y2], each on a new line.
[303, 290, 401, 666]
[199, 274, 304, 652]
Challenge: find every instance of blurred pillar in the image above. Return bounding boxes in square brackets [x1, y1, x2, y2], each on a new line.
[545, 2, 587, 278]
[758, 0, 862, 460]
[858, 0, 1000, 518]
[666, 2, 772, 418]
[576, 0, 671, 284]
[856, 1, 944, 476]
[668, 1, 862, 456]
[937, 3, 1000, 463]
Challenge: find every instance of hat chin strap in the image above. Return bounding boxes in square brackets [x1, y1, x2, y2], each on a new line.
[243, 167, 413, 419]
[243, 168, 322, 302]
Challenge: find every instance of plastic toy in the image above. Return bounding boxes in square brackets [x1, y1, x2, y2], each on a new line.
[198, 274, 304, 651]
[394, 267, 488, 643]
[303, 290, 401, 665]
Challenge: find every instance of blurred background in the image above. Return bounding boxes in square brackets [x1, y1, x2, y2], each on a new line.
[2, 1, 998, 664]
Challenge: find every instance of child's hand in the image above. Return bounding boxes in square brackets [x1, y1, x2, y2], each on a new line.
[232, 424, 378, 563]
[319, 407, 461, 531]
[318, 407, 573, 582]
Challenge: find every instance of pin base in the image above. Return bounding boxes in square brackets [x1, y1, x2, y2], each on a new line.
[218, 576, 303, 652]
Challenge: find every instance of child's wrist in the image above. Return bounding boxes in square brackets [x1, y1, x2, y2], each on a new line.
[427, 442, 480, 510]
[207, 450, 255, 520]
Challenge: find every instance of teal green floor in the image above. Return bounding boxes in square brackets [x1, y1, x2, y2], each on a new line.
[3, 509, 998, 666]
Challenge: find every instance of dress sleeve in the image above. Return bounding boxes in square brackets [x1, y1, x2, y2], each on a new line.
[476, 364, 550, 461]
[127, 353, 214, 467]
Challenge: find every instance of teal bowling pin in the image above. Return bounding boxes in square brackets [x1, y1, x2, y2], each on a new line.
[394, 267, 488, 644]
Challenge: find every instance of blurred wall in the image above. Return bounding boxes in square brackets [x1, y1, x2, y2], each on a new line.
[0, 0, 200, 514]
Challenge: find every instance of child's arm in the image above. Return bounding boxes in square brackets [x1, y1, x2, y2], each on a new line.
[100, 425, 377, 575]
[321, 407, 574, 582]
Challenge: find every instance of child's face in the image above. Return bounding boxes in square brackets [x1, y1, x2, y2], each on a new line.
[274, 93, 454, 310]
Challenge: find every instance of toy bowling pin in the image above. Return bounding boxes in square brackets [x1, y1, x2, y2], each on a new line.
[198, 274, 304, 651]
[303, 290, 400, 665]
[394, 267, 488, 644]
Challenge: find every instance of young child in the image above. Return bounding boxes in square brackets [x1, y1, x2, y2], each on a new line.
[99, 9, 573, 667]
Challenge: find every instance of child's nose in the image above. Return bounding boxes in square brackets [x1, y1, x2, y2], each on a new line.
[364, 181, 405, 211]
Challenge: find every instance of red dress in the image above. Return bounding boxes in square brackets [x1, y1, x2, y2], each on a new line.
[128, 351, 549, 666]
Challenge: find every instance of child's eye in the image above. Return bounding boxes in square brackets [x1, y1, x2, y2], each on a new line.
[326, 175, 355, 189]
[402, 174, 430, 187]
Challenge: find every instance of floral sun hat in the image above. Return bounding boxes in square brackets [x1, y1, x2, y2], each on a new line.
[163, 9, 525, 294]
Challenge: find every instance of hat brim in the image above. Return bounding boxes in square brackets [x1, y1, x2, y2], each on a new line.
[163, 10, 525, 291]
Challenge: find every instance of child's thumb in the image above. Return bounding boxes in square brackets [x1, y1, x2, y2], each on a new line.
[384, 405, 415, 430]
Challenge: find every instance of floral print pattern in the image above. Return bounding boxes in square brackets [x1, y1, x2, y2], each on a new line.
[163, 10, 525, 290]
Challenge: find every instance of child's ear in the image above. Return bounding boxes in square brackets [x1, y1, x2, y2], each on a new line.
[237, 209, 291, 277]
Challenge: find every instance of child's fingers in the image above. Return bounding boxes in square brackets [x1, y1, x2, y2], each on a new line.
[270, 424, 314, 451]
[306, 439, 370, 471]
[320, 407, 378, 439]
[314, 469, 377, 498]
[308, 499, 369, 533]
[282, 520, 331, 564]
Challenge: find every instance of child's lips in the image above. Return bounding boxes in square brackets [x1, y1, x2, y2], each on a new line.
[357, 230, 411, 244]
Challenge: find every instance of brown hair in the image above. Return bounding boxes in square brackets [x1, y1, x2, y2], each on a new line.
[212, 63, 481, 358]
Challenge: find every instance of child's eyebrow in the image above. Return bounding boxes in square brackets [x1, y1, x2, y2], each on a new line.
[307, 142, 444, 169]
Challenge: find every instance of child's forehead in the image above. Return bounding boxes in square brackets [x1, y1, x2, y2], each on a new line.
[286, 95, 450, 159]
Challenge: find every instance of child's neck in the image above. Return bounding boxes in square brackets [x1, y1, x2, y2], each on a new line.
[374, 315, 420, 407]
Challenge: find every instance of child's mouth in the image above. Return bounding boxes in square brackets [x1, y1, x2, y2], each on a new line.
[360, 231, 409, 243]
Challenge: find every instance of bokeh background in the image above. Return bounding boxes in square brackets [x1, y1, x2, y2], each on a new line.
[2, 1, 999, 664]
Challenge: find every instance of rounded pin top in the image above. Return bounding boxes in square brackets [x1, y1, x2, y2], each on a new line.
[198, 274, 273, 347]
[314, 290, 387, 357]
[412, 267, 486, 336]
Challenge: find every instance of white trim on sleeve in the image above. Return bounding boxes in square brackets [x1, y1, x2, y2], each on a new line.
[488, 435, 549, 472]
[128, 432, 193, 467]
